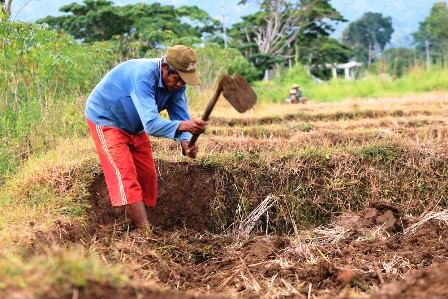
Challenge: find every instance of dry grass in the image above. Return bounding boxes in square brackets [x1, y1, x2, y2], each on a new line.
[1, 92, 448, 298]
[0, 138, 99, 247]
[193, 91, 448, 120]
[404, 210, 448, 234]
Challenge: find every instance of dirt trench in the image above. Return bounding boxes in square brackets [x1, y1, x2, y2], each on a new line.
[30, 158, 447, 299]
[87, 160, 222, 232]
[47, 186, 448, 299]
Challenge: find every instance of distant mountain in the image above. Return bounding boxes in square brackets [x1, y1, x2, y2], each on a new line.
[9, 0, 443, 48]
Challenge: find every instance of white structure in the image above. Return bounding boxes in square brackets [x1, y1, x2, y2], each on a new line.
[263, 61, 363, 82]
[327, 61, 363, 80]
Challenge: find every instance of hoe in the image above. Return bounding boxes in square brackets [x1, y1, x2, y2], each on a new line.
[188, 73, 257, 147]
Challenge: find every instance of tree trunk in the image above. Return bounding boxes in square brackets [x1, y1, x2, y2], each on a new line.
[5, 0, 12, 16]
[425, 40, 430, 72]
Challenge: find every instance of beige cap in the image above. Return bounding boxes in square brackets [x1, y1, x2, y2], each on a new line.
[166, 45, 202, 85]
[292, 83, 299, 88]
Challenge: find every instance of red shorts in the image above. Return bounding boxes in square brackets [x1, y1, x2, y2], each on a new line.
[87, 119, 157, 207]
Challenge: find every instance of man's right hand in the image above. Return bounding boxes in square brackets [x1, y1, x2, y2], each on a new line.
[177, 118, 208, 135]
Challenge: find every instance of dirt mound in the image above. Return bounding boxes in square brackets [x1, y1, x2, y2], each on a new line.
[333, 201, 410, 236]
[27, 187, 447, 299]
[369, 262, 448, 299]
[146, 161, 217, 230]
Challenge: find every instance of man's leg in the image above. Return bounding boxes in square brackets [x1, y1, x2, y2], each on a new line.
[124, 200, 150, 229]
[131, 135, 157, 207]
[86, 119, 150, 230]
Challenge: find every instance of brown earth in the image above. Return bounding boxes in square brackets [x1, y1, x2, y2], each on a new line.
[34, 160, 448, 299]
[17, 93, 448, 298]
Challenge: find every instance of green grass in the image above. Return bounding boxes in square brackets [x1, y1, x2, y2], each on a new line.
[0, 248, 128, 295]
[252, 64, 314, 103]
[253, 64, 448, 103]
[305, 67, 448, 102]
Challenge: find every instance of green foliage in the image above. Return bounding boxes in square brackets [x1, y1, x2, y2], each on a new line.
[38, 0, 132, 43]
[252, 63, 314, 103]
[304, 36, 353, 79]
[342, 12, 394, 65]
[37, 1, 221, 44]
[176, 5, 222, 42]
[413, 2, 448, 66]
[302, 67, 448, 102]
[0, 21, 117, 174]
[196, 44, 258, 84]
[0, 11, 8, 21]
[36, 1, 224, 61]
[382, 47, 419, 78]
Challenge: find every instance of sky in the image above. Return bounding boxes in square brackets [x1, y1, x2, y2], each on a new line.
[7, 0, 444, 47]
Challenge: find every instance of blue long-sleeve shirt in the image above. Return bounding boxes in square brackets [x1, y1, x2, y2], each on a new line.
[85, 58, 191, 142]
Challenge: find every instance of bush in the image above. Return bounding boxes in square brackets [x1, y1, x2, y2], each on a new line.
[0, 22, 117, 175]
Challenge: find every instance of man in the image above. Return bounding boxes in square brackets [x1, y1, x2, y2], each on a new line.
[85, 45, 208, 230]
[290, 83, 307, 104]
[289, 87, 298, 103]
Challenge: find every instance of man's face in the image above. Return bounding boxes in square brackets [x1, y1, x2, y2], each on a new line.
[161, 63, 186, 91]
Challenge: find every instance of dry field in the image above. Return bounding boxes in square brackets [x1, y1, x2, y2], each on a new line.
[3, 92, 448, 298]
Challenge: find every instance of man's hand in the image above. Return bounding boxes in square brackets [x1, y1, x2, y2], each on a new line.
[181, 139, 199, 158]
[177, 118, 208, 135]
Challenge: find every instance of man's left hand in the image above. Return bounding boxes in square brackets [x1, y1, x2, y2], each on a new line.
[181, 140, 199, 159]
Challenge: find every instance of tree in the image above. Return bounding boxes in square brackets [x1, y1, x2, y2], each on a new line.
[341, 12, 394, 65]
[1, 0, 12, 16]
[37, 0, 221, 44]
[37, 0, 132, 42]
[382, 47, 418, 78]
[412, 2, 448, 69]
[302, 36, 353, 79]
[228, 0, 346, 77]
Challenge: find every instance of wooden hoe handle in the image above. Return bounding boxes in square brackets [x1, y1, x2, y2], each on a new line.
[188, 85, 223, 148]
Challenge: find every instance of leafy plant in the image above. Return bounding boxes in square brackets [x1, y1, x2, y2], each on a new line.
[0, 21, 116, 175]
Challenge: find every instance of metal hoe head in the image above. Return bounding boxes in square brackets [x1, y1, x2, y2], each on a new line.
[188, 73, 257, 147]
[220, 74, 257, 113]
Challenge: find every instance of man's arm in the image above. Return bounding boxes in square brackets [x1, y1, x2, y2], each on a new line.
[167, 92, 208, 158]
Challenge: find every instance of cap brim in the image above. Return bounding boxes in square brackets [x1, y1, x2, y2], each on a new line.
[178, 71, 202, 86]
